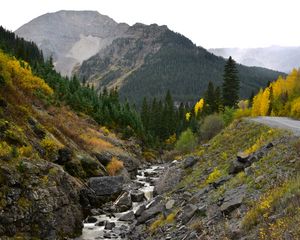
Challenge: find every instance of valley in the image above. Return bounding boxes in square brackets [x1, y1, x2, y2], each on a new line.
[0, 6, 300, 240]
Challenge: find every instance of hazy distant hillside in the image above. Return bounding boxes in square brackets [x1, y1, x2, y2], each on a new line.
[15, 10, 129, 76]
[78, 24, 283, 104]
[210, 46, 300, 73]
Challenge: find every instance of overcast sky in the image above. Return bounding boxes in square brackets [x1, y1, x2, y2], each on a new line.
[1, 0, 300, 48]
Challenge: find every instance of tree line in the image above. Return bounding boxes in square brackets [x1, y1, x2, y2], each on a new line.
[0, 25, 242, 149]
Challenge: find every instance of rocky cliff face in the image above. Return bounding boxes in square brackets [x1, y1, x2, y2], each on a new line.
[15, 10, 129, 76]
[77, 23, 168, 91]
[0, 159, 84, 239]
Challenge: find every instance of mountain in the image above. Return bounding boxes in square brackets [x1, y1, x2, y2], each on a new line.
[77, 24, 284, 104]
[209, 46, 300, 73]
[16, 11, 284, 105]
[15, 10, 129, 76]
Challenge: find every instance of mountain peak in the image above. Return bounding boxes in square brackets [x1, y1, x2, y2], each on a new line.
[15, 10, 129, 76]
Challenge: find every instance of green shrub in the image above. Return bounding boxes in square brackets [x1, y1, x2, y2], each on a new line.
[175, 128, 197, 153]
[200, 114, 224, 141]
[222, 107, 235, 126]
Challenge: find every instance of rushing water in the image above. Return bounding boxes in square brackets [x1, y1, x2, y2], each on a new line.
[78, 165, 165, 240]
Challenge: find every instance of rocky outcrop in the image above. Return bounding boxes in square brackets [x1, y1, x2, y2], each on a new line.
[154, 166, 182, 195]
[89, 176, 124, 196]
[229, 142, 274, 174]
[220, 185, 247, 215]
[0, 159, 84, 239]
[183, 156, 200, 169]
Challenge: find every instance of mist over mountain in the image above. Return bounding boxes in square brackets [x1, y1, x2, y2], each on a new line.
[209, 46, 300, 73]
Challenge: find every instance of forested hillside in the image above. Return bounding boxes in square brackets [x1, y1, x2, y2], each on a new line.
[78, 24, 284, 105]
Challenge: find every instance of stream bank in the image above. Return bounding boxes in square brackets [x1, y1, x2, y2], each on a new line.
[78, 164, 167, 240]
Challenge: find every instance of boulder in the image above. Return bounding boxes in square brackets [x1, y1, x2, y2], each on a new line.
[94, 151, 112, 166]
[88, 176, 124, 196]
[236, 152, 250, 163]
[154, 166, 182, 195]
[135, 204, 146, 217]
[119, 211, 135, 221]
[117, 154, 140, 178]
[211, 175, 231, 189]
[228, 160, 248, 174]
[220, 185, 247, 215]
[130, 190, 144, 202]
[137, 202, 164, 224]
[104, 221, 116, 230]
[114, 192, 132, 212]
[165, 199, 175, 210]
[183, 156, 199, 169]
[84, 216, 97, 223]
[189, 186, 211, 204]
[181, 204, 197, 224]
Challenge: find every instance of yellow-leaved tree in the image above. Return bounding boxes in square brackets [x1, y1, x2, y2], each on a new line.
[0, 50, 53, 96]
[194, 98, 204, 116]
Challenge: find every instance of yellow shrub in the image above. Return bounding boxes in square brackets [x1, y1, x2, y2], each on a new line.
[243, 176, 300, 229]
[142, 151, 156, 161]
[206, 167, 222, 184]
[0, 141, 12, 158]
[244, 129, 274, 155]
[19, 146, 33, 157]
[100, 126, 110, 136]
[40, 137, 62, 156]
[165, 133, 177, 145]
[106, 157, 124, 176]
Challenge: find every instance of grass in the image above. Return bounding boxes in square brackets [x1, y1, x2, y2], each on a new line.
[176, 120, 284, 193]
[149, 211, 177, 232]
[106, 157, 124, 176]
[243, 175, 300, 231]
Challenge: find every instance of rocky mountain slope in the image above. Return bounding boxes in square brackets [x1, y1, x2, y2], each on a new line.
[128, 120, 300, 239]
[16, 11, 284, 105]
[15, 10, 129, 76]
[78, 24, 284, 104]
[0, 50, 141, 239]
[210, 46, 300, 73]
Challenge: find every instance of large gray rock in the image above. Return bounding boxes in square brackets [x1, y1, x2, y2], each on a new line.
[137, 202, 164, 224]
[114, 192, 132, 212]
[119, 211, 135, 221]
[183, 156, 199, 169]
[130, 190, 144, 202]
[88, 176, 124, 196]
[220, 185, 247, 215]
[181, 204, 198, 224]
[154, 166, 182, 195]
[165, 199, 175, 210]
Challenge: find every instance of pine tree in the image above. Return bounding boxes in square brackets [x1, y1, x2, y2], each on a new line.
[214, 86, 222, 112]
[141, 97, 149, 131]
[222, 56, 240, 107]
[204, 81, 216, 114]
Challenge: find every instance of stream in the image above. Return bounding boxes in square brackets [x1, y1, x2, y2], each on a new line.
[78, 164, 166, 240]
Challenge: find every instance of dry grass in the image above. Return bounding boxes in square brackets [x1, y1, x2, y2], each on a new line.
[106, 157, 124, 176]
